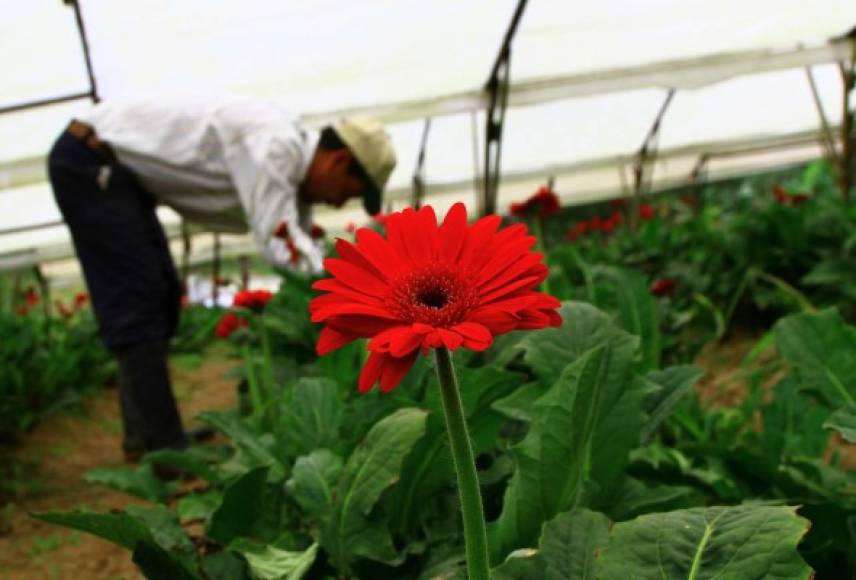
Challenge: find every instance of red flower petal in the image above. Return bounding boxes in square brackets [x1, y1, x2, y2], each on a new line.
[323, 258, 389, 297]
[317, 326, 354, 354]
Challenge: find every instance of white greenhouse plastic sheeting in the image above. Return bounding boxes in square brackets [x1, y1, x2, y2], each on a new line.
[1, 0, 855, 283]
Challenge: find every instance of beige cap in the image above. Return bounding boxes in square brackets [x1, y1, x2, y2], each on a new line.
[333, 116, 396, 215]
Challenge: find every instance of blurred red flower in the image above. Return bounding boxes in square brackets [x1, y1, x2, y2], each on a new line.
[233, 289, 274, 312]
[73, 292, 89, 308]
[311, 203, 562, 393]
[639, 204, 655, 221]
[55, 301, 73, 319]
[602, 212, 623, 233]
[310, 224, 326, 239]
[509, 186, 561, 219]
[25, 287, 39, 306]
[344, 221, 356, 234]
[565, 221, 589, 241]
[589, 215, 603, 231]
[650, 278, 677, 296]
[214, 312, 247, 338]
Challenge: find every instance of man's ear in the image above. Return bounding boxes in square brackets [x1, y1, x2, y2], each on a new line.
[330, 148, 353, 170]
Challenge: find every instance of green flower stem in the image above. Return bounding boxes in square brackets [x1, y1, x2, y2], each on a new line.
[531, 217, 552, 297]
[242, 342, 263, 422]
[258, 313, 277, 425]
[434, 347, 490, 580]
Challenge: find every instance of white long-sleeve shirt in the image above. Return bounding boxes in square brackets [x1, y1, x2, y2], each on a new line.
[78, 93, 323, 272]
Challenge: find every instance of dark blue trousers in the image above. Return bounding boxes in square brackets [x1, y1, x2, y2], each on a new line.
[48, 131, 187, 451]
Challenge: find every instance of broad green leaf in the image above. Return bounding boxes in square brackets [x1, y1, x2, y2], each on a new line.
[824, 405, 856, 443]
[514, 302, 638, 386]
[142, 447, 221, 483]
[177, 489, 223, 525]
[201, 550, 250, 580]
[598, 505, 812, 579]
[774, 309, 856, 407]
[491, 382, 543, 422]
[208, 466, 269, 546]
[280, 378, 343, 457]
[82, 464, 176, 502]
[593, 266, 662, 372]
[132, 540, 197, 580]
[286, 449, 343, 520]
[492, 549, 545, 579]
[230, 539, 318, 580]
[641, 365, 704, 443]
[391, 365, 523, 536]
[596, 477, 703, 522]
[492, 509, 609, 580]
[761, 377, 831, 460]
[199, 410, 286, 480]
[32, 509, 154, 551]
[541, 509, 609, 580]
[126, 504, 197, 574]
[489, 337, 644, 563]
[322, 408, 427, 570]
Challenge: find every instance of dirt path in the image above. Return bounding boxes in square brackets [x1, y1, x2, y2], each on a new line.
[0, 344, 240, 580]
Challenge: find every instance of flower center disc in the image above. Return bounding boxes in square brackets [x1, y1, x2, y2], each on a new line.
[388, 263, 477, 327]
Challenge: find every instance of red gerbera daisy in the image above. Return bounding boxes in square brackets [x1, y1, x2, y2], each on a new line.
[310, 224, 326, 239]
[25, 287, 40, 306]
[310, 203, 562, 393]
[638, 204, 655, 221]
[233, 289, 274, 312]
[73, 292, 89, 309]
[509, 185, 561, 219]
[215, 311, 247, 338]
[650, 278, 677, 296]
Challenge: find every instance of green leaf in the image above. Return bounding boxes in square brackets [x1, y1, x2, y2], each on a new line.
[596, 477, 703, 522]
[593, 266, 662, 372]
[32, 509, 153, 551]
[824, 405, 856, 443]
[492, 509, 610, 580]
[641, 365, 704, 443]
[514, 302, 639, 386]
[132, 540, 198, 580]
[286, 449, 343, 520]
[126, 504, 197, 574]
[492, 549, 545, 579]
[489, 337, 644, 563]
[208, 466, 270, 546]
[198, 410, 286, 480]
[491, 382, 543, 422]
[201, 550, 250, 580]
[540, 509, 609, 580]
[280, 378, 343, 456]
[774, 309, 856, 407]
[142, 447, 221, 483]
[177, 489, 223, 525]
[598, 504, 812, 579]
[391, 364, 523, 536]
[82, 464, 176, 501]
[230, 539, 318, 580]
[321, 408, 428, 570]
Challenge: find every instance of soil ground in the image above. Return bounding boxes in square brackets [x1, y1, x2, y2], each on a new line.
[0, 343, 240, 580]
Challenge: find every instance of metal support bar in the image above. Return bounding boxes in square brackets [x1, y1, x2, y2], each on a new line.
[239, 255, 250, 290]
[483, 54, 513, 216]
[631, 88, 676, 229]
[180, 221, 192, 292]
[839, 46, 855, 201]
[211, 232, 221, 304]
[804, 66, 840, 164]
[411, 118, 432, 209]
[482, 0, 529, 216]
[65, 0, 100, 103]
[0, 92, 92, 116]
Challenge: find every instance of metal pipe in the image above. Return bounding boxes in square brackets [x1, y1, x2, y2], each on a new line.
[65, 0, 100, 103]
[411, 118, 432, 209]
[0, 92, 92, 116]
[804, 66, 839, 164]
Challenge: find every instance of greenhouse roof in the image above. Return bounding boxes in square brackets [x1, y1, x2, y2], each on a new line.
[1, 0, 855, 281]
